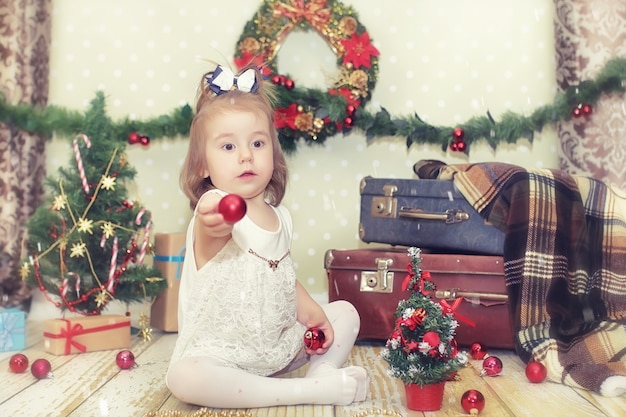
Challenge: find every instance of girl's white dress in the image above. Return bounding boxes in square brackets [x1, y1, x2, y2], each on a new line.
[168, 190, 305, 377]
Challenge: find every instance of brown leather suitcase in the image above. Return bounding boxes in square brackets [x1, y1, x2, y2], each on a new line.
[325, 248, 514, 349]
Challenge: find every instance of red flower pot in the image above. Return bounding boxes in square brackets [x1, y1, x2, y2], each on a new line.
[404, 381, 445, 411]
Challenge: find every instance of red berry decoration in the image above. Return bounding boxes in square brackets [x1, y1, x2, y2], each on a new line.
[525, 361, 547, 383]
[303, 327, 325, 350]
[116, 349, 136, 370]
[9, 353, 29, 373]
[31, 358, 52, 379]
[480, 355, 503, 377]
[461, 389, 485, 415]
[218, 194, 247, 224]
[469, 341, 488, 360]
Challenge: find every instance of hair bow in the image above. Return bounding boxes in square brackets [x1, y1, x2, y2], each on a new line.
[205, 66, 259, 95]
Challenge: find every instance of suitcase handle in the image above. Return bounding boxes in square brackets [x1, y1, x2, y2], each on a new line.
[399, 207, 470, 224]
[435, 289, 508, 302]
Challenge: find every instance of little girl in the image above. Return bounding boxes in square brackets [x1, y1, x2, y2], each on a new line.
[166, 65, 369, 408]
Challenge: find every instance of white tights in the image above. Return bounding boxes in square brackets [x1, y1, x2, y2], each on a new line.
[166, 300, 369, 408]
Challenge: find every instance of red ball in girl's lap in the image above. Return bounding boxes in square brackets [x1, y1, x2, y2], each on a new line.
[218, 194, 247, 223]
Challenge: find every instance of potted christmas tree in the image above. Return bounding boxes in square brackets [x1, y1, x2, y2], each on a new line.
[381, 247, 468, 411]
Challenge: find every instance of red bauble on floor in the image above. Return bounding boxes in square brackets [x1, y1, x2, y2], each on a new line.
[9, 353, 29, 373]
[525, 361, 547, 383]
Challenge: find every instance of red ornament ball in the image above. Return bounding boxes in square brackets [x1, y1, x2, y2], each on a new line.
[456, 141, 467, 152]
[31, 358, 52, 379]
[9, 353, 29, 373]
[218, 194, 247, 224]
[572, 106, 583, 118]
[481, 355, 503, 377]
[116, 349, 136, 370]
[461, 389, 485, 415]
[469, 342, 488, 360]
[128, 132, 140, 144]
[453, 127, 465, 141]
[422, 331, 441, 347]
[343, 116, 354, 128]
[303, 327, 325, 350]
[582, 104, 593, 115]
[284, 78, 295, 90]
[525, 361, 547, 383]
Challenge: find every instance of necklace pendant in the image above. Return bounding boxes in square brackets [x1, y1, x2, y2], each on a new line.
[268, 260, 279, 270]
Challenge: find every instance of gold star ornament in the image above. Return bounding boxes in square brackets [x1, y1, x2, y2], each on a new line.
[70, 242, 87, 258]
[52, 195, 67, 211]
[77, 218, 94, 234]
[20, 262, 31, 280]
[100, 175, 117, 191]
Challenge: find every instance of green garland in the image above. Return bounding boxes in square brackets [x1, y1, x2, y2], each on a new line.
[1, 0, 625, 154]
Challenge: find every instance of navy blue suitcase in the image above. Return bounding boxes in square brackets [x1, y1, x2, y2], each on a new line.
[358, 176, 504, 255]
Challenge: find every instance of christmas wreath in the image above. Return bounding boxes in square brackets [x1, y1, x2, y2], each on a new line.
[232, 0, 379, 153]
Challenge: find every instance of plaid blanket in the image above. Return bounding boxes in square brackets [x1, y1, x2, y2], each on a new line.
[434, 161, 626, 396]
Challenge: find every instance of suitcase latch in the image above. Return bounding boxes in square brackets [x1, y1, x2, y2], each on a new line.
[360, 258, 394, 293]
[370, 184, 398, 218]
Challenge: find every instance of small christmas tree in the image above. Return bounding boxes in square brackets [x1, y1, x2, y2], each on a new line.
[381, 247, 468, 386]
[20, 92, 166, 316]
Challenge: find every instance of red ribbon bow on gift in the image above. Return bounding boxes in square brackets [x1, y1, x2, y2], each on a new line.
[439, 298, 476, 327]
[56, 320, 88, 354]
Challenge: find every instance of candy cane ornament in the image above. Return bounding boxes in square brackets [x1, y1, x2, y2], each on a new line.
[73, 134, 92, 194]
[106, 237, 118, 293]
[135, 209, 152, 265]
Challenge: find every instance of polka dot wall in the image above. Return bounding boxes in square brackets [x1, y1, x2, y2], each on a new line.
[46, 0, 558, 300]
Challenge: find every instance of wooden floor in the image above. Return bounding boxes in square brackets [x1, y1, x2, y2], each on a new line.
[2, 320, 625, 417]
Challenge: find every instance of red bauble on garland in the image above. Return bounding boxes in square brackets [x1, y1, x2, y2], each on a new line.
[128, 132, 140, 144]
[572, 103, 593, 118]
[525, 361, 547, 383]
[9, 353, 29, 373]
[218, 194, 247, 224]
[460, 389, 485, 415]
[450, 127, 467, 152]
[303, 327, 326, 350]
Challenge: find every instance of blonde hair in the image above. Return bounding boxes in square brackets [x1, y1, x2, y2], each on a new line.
[180, 66, 288, 210]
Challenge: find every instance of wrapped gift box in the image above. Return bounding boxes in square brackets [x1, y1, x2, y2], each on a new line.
[43, 314, 130, 355]
[150, 233, 185, 332]
[0, 308, 26, 352]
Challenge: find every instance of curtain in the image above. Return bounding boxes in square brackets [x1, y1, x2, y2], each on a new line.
[554, 0, 626, 188]
[0, 0, 51, 308]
